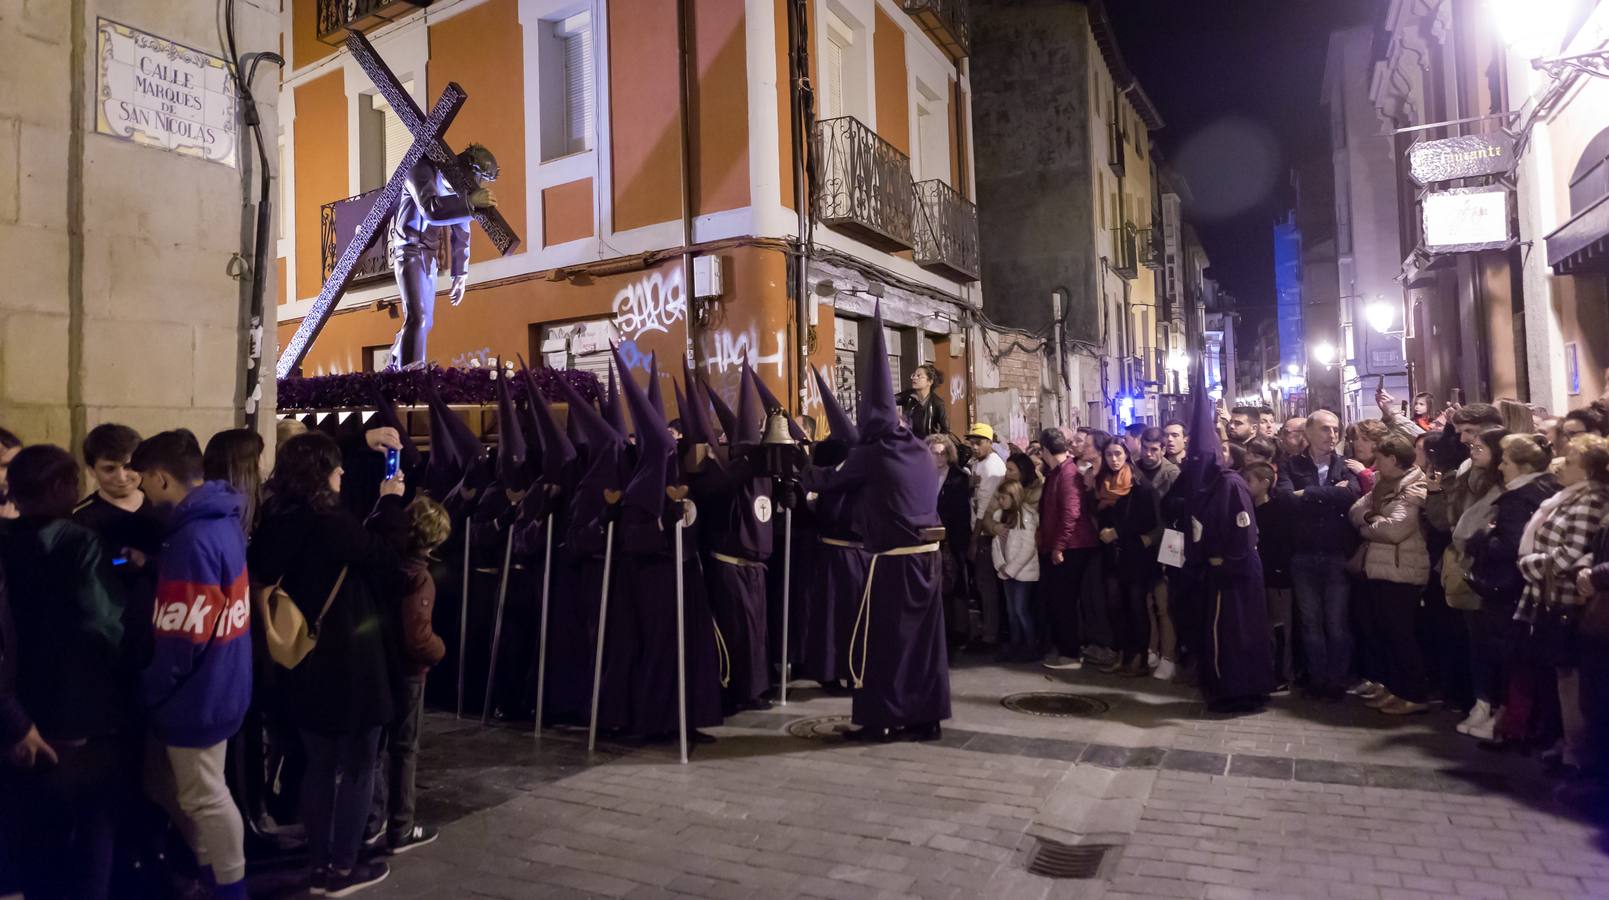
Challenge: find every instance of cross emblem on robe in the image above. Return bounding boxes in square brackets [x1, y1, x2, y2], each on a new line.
[276, 29, 523, 379]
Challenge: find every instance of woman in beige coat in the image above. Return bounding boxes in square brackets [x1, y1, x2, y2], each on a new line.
[1348, 434, 1433, 715]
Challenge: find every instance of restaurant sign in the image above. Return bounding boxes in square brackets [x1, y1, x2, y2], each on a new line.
[1423, 186, 1512, 253]
[95, 19, 237, 167]
[1408, 133, 1513, 186]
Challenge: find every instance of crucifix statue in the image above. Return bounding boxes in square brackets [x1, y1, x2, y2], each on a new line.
[276, 29, 522, 379]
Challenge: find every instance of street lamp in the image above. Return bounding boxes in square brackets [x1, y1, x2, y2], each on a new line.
[1285, 363, 1299, 376]
[1312, 341, 1337, 367]
[1165, 349, 1190, 374]
[1488, 0, 1580, 60]
[1364, 298, 1398, 335]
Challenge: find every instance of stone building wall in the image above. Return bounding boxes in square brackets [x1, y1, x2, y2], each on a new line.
[0, 0, 278, 452]
[972, 324, 1049, 449]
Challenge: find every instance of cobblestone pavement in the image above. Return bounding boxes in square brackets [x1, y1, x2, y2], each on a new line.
[255, 657, 1609, 899]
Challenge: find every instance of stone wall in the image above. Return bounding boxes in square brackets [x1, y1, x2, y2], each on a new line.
[972, 324, 1048, 449]
[0, 0, 278, 452]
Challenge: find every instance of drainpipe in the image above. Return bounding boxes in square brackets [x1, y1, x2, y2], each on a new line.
[1050, 288, 1070, 428]
[676, 0, 697, 369]
[786, 0, 811, 413]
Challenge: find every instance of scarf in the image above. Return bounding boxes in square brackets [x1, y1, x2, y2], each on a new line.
[1095, 465, 1133, 510]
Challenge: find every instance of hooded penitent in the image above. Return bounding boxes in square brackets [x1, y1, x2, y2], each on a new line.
[494, 371, 531, 492]
[678, 358, 726, 469]
[601, 363, 629, 439]
[423, 373, 485, 498]
[646, 353, 667, 422]
[705, 381, 738, 446]
[553, 366, 625, 556]
[733, 364, 764, 450]
[747, 363, 808, 442]
[812, 365, 861, 446]
[520, 362, 576, 486]
[611, 344, 677, 528]
[856, 303, 902, 445]
[372, 383, 422, 473]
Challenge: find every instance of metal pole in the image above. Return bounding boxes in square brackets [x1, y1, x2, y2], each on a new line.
[480, 525, 516, 725]
[456, 522, 473, 719]
[534, 513, 554, 742]
[587, 520, 616, 754]
[780, 507, 793, 707]
[674, 510, 689, 765]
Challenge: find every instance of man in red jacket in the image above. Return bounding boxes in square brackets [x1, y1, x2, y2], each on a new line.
[1035, 428, 1099, 670]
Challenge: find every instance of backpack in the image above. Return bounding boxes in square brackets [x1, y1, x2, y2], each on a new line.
[252, 567, 347, 669]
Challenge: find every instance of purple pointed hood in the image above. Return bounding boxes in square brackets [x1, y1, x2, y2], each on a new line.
[734, 363, 764, 448]
[747, 363, 808, 441]
[646, 353, 666, 421]
[812, 365, 860, 446]
[1176, 355, 1224, 511]
[520, 361, 576, 485]
[857, 302, 902, 443]
[705, 381, 737, 444]
[678, 358, 719, 450]
[613, 344, 676, 517]
[601, 363, 628, 438]
[423, 374, 484, 497]
[371, 383, 421, 473]
[553, 366, 622, 450]
[494, 372, 530, 489]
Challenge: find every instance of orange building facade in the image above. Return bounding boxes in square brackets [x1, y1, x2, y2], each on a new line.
[276, 0, 979, 434]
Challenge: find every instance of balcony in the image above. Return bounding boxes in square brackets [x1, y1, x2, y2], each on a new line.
[318, 0, 432, 44]
[814, 117, 915, 252]
[1111, 223, 1138, 280]
[902, 0, 970, 60]
[321, 189, 448, 287]
[1108, 122, 1126, 178]
[913, 179, 980, 282]
[1138, 226, 1163, 270]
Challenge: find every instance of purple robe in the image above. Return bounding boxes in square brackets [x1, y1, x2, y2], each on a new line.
[693, 465, 773, 708]
[801, 434, 950, 729]
[798, 486, 869, 683]
[1191, 469, 1277, 705]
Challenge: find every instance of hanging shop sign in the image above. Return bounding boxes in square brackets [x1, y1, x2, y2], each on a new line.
[1422, 186, 1512, 253]
[95, 18, 237, 167]
[1408, 133, 1514, 186]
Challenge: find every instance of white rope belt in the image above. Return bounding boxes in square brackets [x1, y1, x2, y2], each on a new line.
[848, 542, 940, 689]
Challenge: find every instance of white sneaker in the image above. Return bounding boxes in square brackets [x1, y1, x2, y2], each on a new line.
[1152, 658, 1176, 681]
[1347, 680, 1379, 697]
[1042, 655, 1083, 671]
[1147, 650, 1160, 668]
[1456, 700, 1493, 735]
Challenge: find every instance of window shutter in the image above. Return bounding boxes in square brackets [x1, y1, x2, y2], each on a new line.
[564, 27, 594, 154]
[824, 38, 845, 119]
[382, 102, 410, 177]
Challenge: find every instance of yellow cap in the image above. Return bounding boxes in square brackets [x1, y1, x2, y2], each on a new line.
[966, 423, 996, 442]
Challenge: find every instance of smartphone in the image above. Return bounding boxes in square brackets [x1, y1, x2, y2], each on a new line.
[1452, 387, 1464, 405]
[384, 447, 401, 481]
[1376, 374, 1386, 392]
[111, 556, 128, 567]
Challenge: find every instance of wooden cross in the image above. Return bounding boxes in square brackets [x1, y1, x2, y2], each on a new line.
[276, 29, 523, 379]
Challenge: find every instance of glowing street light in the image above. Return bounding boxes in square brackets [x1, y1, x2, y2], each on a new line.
[1165, 349, 1190, 374]
[1312, 341, 1337, 367]
[1285, 363, 1300, 376]
[1488, 0, 1580, 59]
[1364, 298, 1398, 335]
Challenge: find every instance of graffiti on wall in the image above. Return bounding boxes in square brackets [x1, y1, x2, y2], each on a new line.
[451, 346, 497, 369]
[612, 269, 686, 340]
[950, 376, 965, 406]
[704, 327, 787, 379]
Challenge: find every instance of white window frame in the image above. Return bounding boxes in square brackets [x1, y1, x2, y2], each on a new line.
[537, 8, 595, 162]
[905, 27, 954, 186]
[816, 0, 871, 126]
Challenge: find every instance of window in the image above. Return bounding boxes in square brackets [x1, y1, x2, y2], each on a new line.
[540, 11, 594, 161]
[821, 9, 855, 120]
[358, 81, 413, 192]
[914, 81, 948, 182]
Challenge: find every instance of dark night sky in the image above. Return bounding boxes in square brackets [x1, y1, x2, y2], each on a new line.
[1105, 0, 1378, 325]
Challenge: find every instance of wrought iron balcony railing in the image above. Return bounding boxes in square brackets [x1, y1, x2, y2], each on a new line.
[902, 0, 970, 60]
[321, 189, 448, 287]
[1138, 226, 1163, 270]
[913, 179, 980, 282]
[318, 0, 432, 44]
[813, 116, 915, 253]
[1111, 223, 1139, 280]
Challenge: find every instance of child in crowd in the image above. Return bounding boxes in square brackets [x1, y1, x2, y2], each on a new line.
[990, 480, 1040, 661]
[369, 496, 450, 855]
[74, 423, 165, 665]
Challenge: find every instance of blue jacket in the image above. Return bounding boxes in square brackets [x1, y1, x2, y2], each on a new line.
[1281, 450, 1362, 556]
[144, 481, 252, 747]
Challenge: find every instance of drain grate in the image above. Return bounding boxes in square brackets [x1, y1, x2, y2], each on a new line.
[1026, 838, 1112, 880]
[785, 715, 854, 739]
[1002, 691, 1111, 718]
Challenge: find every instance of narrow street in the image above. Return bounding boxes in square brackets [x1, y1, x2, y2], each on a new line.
[259, 662, 1609, 900]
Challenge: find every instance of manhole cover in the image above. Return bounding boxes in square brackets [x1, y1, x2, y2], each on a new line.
[785, 715, 854, 739]
[1026, 838, 1112, 879]
[1002, 692, 1110, 718]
